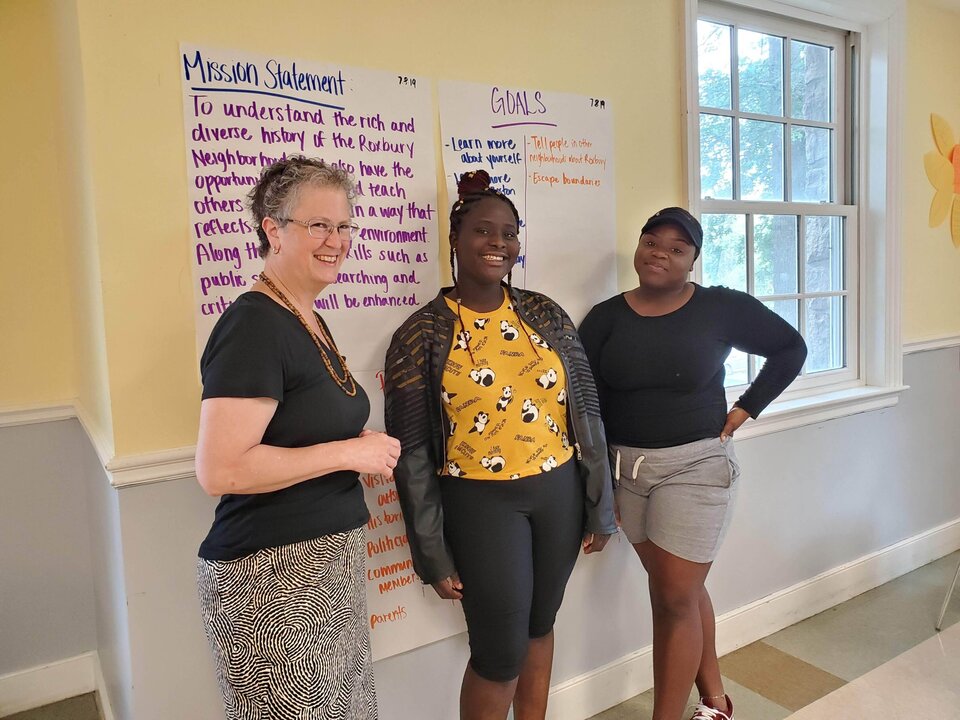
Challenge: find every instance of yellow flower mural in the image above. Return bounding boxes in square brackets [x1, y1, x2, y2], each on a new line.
[924, 113, 960, 248]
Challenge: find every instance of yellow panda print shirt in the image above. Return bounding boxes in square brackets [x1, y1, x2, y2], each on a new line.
[442, 291, 574, 480]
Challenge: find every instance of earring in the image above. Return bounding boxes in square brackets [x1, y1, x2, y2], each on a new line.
[273, 245, 281, 255]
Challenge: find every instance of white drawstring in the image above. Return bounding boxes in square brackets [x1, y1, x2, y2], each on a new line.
[614, 449, 646, 481]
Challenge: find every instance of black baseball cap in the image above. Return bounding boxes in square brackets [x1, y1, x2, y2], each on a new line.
[641, 207, 703, 258]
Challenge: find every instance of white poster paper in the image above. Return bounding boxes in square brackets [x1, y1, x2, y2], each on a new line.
[352, 371, 466, 661]
[180, 43, 439, 372]
[179, 45, 463, 661]
[438, 80, 616, 323]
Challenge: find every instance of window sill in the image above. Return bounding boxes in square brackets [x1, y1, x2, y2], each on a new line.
[733, 384, 908, 441]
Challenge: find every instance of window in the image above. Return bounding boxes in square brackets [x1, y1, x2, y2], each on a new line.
[684, 0, 906, 437]
[692, 2, 859, 395]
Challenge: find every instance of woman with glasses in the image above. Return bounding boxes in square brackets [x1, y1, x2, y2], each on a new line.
[383, 169, 617, 720]
[579, 208, 806, 720]
[195, 156, 400, 719]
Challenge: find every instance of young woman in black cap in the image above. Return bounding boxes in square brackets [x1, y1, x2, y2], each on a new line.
[579, 207, 806, 720]
[384, 170, 616, 720]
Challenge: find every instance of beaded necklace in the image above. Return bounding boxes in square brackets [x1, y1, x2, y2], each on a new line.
[258, 273, 357, 397]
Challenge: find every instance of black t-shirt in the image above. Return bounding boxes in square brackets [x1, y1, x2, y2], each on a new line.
[198, 292, 371, 561]
[579, 285, 806, 448]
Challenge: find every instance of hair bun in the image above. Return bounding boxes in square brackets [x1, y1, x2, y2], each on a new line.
[457, 169, 492, 199]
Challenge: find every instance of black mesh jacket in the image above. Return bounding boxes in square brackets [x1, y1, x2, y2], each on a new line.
[384, 286, 617, 584]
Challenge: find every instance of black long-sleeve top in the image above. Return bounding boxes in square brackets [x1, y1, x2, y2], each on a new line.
[579, 285, 807, 448]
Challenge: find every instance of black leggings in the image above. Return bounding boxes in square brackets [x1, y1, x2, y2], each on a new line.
[440, 458, 584, 681]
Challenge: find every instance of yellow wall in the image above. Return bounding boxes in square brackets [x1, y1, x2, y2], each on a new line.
[0, 0, 76, 408]
[20, 0, 956, 457]
[56, 0, 115, 452]
[903, 0, 960, 342]
[71, 0, 685, 455]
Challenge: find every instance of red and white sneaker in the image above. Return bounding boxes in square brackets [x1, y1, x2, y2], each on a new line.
[689, 694, 734, 720]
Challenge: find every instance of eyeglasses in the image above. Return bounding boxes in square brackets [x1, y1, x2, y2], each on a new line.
[281, 218, 360, 242]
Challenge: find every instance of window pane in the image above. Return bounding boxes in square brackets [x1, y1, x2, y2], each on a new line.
[805, 296, 845, 372]
[702, 214, 746, 291]
[790, 40, 831, 122]
[756, 300, 799, 374]
[754, 215, 798, 295]
[700, 114, 733, 199]
[791, 126, 831, 202]
[738, 29, 784, 116]
[724, 348, 749, 388]
[763, 299, 799, 329]
[739, 119, 784, 200]
[699, 21, 732, 109]
[805, 216, 844, 292]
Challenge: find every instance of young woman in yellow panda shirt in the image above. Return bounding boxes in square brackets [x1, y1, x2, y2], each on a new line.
[385, 170, 616, 720]
[441, 294, 573, 481]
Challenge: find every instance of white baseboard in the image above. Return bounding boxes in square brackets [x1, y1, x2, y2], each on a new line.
[548, 645, 654, 720]
[0, 653, 96, 717]
[546, 516, 960, 720]
[92, 654, 116, 720]
[0, 651, 115, 720]
[713, 517, 960, 653]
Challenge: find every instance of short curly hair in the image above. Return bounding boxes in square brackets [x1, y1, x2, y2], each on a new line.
[247, 155, 357, 258]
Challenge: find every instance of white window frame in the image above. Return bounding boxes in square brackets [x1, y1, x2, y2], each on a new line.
[684, 0, 905, 440]
[695, 3, 857, 395]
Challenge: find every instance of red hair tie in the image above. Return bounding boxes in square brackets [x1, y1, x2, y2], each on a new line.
[457, 169, 492, 198]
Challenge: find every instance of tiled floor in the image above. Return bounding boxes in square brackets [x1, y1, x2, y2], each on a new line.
[1, 693, 99, 720]
[590, 550, 960, 719]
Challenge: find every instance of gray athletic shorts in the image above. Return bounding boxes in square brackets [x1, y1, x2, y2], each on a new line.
[610, 437, 740, 564]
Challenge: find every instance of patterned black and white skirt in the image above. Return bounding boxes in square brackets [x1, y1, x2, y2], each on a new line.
[197, 527, 377, 719]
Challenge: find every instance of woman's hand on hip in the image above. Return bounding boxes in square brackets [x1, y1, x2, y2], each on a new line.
[720, 405, 752, 441]
[350, 429, 401, 476]
[582, 532, 613, 554]
[432, 574, 463, 600]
